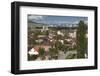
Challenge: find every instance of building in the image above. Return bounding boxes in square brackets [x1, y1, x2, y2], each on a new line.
[41, 26, 49, 32]
[28, 48, 39, 56]
[57, 31, 64, 36]
[68, 30, 77, 38]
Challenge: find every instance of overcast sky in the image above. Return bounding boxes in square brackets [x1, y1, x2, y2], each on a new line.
[28, 15, 88, 24]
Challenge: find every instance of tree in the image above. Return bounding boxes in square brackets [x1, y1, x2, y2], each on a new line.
[28, 54, 38, 61]
[38, 47, 46, 60]
[55, 41, 62, 50]
[76, 21, 87, 58]
[61, 44, 68, 53]
[49, 47, 58, 59]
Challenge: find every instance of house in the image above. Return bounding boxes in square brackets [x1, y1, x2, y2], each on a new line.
[57, 31, 64, 36]
[35, 39, 43, 43]
[28, 48, 39, 56]
[59, 40, 64, 44]
[65, 38, 72, 42]
[68, 30, 76, 38]
[48, 34, 53, 39]
[41, 26, 49, 32]
[40, 45, 51, 52]
[38, 35, 46, 38]
[30, 45, 51, 54]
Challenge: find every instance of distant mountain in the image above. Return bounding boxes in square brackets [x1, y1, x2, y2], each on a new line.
[28, 22, 80, 27]
[28, 22, 49, 27]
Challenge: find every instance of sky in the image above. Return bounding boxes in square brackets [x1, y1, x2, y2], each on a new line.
[28, 15, 88, 25]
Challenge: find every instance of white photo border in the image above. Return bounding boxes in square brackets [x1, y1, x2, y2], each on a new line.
[20, 6, 95, 70]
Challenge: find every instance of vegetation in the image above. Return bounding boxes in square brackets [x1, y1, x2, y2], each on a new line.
[28, 21, 88, 60]
[49, 47, 58, 59]
[65, 54, 76, 59]
[38, 47, 46, 60]
[28, 54, 38, 61]
[76, 21, 87, 58]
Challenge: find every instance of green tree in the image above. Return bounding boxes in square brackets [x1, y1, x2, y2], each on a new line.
[38, 47, 46, 60]
[76, 21, 87, 58]
[49, 47, 58, 59]
[28, 54, 38, 61]
[61, 44, 68, 53]
[55, 41, 62, 50]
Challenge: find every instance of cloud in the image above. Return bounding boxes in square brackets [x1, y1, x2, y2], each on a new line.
[28, 15, 43, 22]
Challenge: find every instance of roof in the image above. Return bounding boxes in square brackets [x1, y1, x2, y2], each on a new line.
[28, 48, 39, 55]
[33, 45, 51, 52]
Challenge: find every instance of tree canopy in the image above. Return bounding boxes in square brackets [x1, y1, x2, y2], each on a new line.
[76, 21, 87, 58]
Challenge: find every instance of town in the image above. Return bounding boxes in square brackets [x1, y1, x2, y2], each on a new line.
[28, 21, 88, 61]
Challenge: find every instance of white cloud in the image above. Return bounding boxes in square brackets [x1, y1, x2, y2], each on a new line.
[28, 15, 43, 21]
